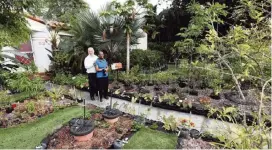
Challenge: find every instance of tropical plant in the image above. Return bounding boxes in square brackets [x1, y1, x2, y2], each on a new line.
[161, 115, 178, 131]
[160, 93, 179, 105]
[101, 0, 155, 73]
[46, 87, 65, 101]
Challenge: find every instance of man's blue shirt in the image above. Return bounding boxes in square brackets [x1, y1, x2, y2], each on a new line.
[95, 59, 108, 78]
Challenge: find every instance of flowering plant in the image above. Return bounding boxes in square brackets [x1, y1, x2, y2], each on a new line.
[179, 118, 195, 128]
[199, 96, 211, 105]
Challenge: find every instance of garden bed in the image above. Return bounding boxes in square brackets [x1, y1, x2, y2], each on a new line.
[0, 106, 82, 149]
[0, 91, 77, 128]
[47, 114, 133, 149]
[107, 81, 271, 125]
[43, 104, 219, 149]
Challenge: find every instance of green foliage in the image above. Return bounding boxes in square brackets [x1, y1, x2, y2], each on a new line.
[46, 87, 65, 101]
[71, 74, 88, 88]
[48, 51, 70, 74]
[7, 73, 44, 93]
[89, 107, 104, 115]
[141, 93, 153, 102]
[0, 91, 11, 106]
[39, 0, 89, 23]
[148, 42, 175, 62]
[152, 71, 178, 84]
[207, 106, 239, 123]
[130, 49, 166, 69]
[26, 101, 35, 114]
[52, 73, 72, 85]
[119, 65, 141, 85]
[0, 0, 40, 48]
[149, 122, 159, 130]
[161, 115, 178, 131]
[131, 121, 144, 132]
[23, 61, 38, 74]
[207, 106, 271, 149]
[160, 93, 179, 105]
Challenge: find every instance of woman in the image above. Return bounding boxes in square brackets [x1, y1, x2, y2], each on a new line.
[95, 51, 109, 102]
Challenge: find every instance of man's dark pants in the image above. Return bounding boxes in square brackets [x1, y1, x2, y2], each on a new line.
[88, 73, 97, 97]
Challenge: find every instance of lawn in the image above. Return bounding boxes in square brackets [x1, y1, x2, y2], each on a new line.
[123, 127, 177, 149]
[0, 106, 83, 149]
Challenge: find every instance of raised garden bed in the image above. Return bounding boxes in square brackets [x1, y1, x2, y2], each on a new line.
[107, 81, 271, 126]
[46, 115, 133, 149]
[0, 95, 77, 128]
[40, 104, 220, 149]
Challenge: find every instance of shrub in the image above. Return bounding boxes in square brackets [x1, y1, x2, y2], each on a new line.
[130, 49, 166, 70]
[52, 73, 72, 85]
[7, 73, 44, 92]
[148, 42, 175, 62]
[71, 74, 88, 88]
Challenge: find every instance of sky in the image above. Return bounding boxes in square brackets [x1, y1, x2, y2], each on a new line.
[84, 0, 171, 14]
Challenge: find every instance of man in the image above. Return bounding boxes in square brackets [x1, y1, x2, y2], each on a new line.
[95, 51, 109, 102]
[84, 47, 98, 100]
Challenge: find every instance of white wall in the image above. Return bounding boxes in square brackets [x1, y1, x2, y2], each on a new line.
[31, 31, 52, 73]
[131, 29, 148, 50]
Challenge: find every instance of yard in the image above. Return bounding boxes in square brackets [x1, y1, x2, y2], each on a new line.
[0, 0, 271, 149]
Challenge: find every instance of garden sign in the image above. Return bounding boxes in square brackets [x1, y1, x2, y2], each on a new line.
[111, 63, 122, 70]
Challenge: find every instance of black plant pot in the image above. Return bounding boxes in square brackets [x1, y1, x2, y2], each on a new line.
[70, 119, 95, 136]
[5, 107, 13, 113]
[210, 92, 221, 100]
[178, 81, 187, 88]
[77, 99, 83, 103]
[102, 109, 122, 119]
[190, 129, 200, 139]
[113, 140, 123, 149]
[189, 90, 198, 96]
[178, 128, 190, 139]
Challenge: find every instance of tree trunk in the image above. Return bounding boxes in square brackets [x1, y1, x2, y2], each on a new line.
[126, 32, 130, 74]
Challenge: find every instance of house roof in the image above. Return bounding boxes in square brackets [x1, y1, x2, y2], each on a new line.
[26, 15, 68, 30]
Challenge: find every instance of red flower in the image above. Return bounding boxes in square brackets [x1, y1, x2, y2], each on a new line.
[11, 104, 17, 109]
[190, 122, 195, 127]
[181, 119, 187, 123]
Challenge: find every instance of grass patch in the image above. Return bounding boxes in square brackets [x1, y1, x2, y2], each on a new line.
[0, 106, 83, 149]
[123, 127, 177, 149]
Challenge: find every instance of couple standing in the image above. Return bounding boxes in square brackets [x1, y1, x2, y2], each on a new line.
[84, 47, 109, 102]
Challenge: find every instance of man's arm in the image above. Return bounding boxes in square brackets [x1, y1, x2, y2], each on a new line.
[84, 57, 94, 69]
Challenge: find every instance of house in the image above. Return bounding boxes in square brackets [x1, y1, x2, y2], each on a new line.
[2, 16, 72, 73]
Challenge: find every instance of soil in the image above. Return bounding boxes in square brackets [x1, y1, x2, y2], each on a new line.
[177, 138, 215, 149]
[47, 116, 133, 149]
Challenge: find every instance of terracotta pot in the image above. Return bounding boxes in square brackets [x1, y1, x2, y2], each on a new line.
[104, 117, 119, 124]
[74, 131, 94, 142]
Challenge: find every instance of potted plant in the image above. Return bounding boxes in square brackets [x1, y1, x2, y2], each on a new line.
[102, 95, 122, 124]
[102, 108, 122, 124]
[177, 118, 195, 139]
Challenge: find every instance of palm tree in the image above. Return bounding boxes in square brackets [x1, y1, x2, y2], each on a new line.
[68, 2, 145, 68]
